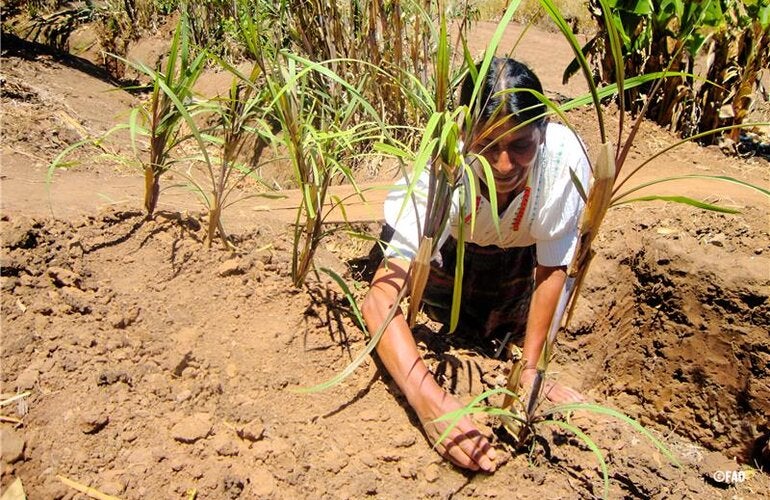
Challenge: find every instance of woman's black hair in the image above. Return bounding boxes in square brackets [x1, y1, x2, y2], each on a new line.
[459, 57, 546, 128]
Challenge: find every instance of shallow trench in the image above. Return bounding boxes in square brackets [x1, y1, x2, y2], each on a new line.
[567, 229, 769, 468]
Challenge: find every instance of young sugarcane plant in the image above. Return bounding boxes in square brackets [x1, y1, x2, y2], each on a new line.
[228, 12, 390, 283]
[188, 68, 278, 248]
[120, 14, 207, 216]
[403, 1, 525, 333]
[262, 54, 387, 287]
[46, 15, 207, 218]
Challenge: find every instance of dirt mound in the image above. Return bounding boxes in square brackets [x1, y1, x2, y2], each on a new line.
[565, 204, 770, 467]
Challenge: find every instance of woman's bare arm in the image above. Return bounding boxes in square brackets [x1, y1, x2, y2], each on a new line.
[520, 264, 584, 403]
[361, 258, 497, 472]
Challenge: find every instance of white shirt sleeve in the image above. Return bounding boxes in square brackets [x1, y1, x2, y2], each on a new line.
[532, 125, 592, 267]
[383, 169, 455, 263]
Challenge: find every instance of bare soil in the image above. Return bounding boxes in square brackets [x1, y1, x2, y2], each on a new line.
[2, 21, 770, 499]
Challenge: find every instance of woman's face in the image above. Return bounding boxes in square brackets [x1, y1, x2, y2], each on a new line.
[469, 119, 543, 196]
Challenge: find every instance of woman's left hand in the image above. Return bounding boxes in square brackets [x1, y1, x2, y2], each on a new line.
[519, 368, 585, 404]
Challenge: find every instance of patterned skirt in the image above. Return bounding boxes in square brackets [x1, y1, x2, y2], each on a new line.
[381, 225, 536, 355]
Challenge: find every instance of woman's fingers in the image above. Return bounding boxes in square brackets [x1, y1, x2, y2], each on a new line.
[543, 380, 585, 403]
[430, 417, 497, 472]
[520, 370, 586, 404]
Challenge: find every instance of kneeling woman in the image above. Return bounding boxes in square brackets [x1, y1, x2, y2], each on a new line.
[362, 57, 591, 472]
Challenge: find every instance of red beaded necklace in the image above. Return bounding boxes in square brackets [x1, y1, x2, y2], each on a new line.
[512, 185, 531, 232]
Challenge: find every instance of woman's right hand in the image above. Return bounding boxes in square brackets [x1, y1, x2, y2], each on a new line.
[413, 386, 497, 472]
[362, 259, 497, 473]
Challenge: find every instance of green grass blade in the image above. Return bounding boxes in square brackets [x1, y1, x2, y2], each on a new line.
[434, 9, 449, 111]
[596, 0, 625, 147]
[469, 0, 523, 112]
[539, 0, 605, 141]
[47, 138, 94, 185]
[319, 267, 366, 332]
[276, 54, 386, 131]
[431, 387, 518, 447]
[472, 154, 500, 236]
[373, 141, 415, 161]
[543, 419, 609, 499]
[569, 167, 588, 203]
[154, 77, 212, 169]
[449, 187, 465, 333]
[612, 122, 770, 195]
[560, 71, 713, 111]
[613, 174, 770, 205]
[546, 402, 682, 467]
[613, 195, 740, 213]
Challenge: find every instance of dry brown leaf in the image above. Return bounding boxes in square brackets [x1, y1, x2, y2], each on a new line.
[56, 476, 122, 500]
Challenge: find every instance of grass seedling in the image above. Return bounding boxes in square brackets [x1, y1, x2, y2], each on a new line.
[119, 13, 207, 216]
[434, 386, 682, 499]
[187, 69, 278, 248]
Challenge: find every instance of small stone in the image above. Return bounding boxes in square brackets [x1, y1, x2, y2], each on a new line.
[684, 475, 704, 492]
[1, 276, 17, 293]
[110, 307, 140, 329]
[391, 431, 416, 448]
[755, 248, 764, 255]
[355, 470, 379, 495]
[223, 475, 245, 498]
[323, 450, 349, 473]
[5, 223, 39, 249]
[19, 274, 37, 288]
[482, 372, 507, 387]
[700, 450, 737, 476]
[251, 440, 272, 461]
[218, 259, 245, 277]
[47, 266, 82, 288]
[423, 463, 440, 483]
[167, 351, 194, 377]
[376, 448, 401, 462]
[0, 428, 26, 463]
[80, 410, 109, 434]
[96, 370, 131, 386]
[249, 466, 276, 496]
[359, 452, 377, 468]
[127, 448, 153, 473]
[169, 456, 186, 472]
[256, 251, 272, 265]
[99, 480, 126, 497]
[398, 462, 417, 479]
[59, 286, 91, 314]
[171, 413, 212, 443]
[707, 234, 725, 247]
[15, 368, 39, 391]
[238, 418, 265, 442]
[211, 434, 240, 457]
[175, 389, 193, 402]
[359, 409, 383, 422]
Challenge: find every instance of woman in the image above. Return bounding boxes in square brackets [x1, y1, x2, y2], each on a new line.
[361, 57, 591, 473]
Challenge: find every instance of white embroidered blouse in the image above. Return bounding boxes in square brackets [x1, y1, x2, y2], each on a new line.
[383, 122, 592, 267]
